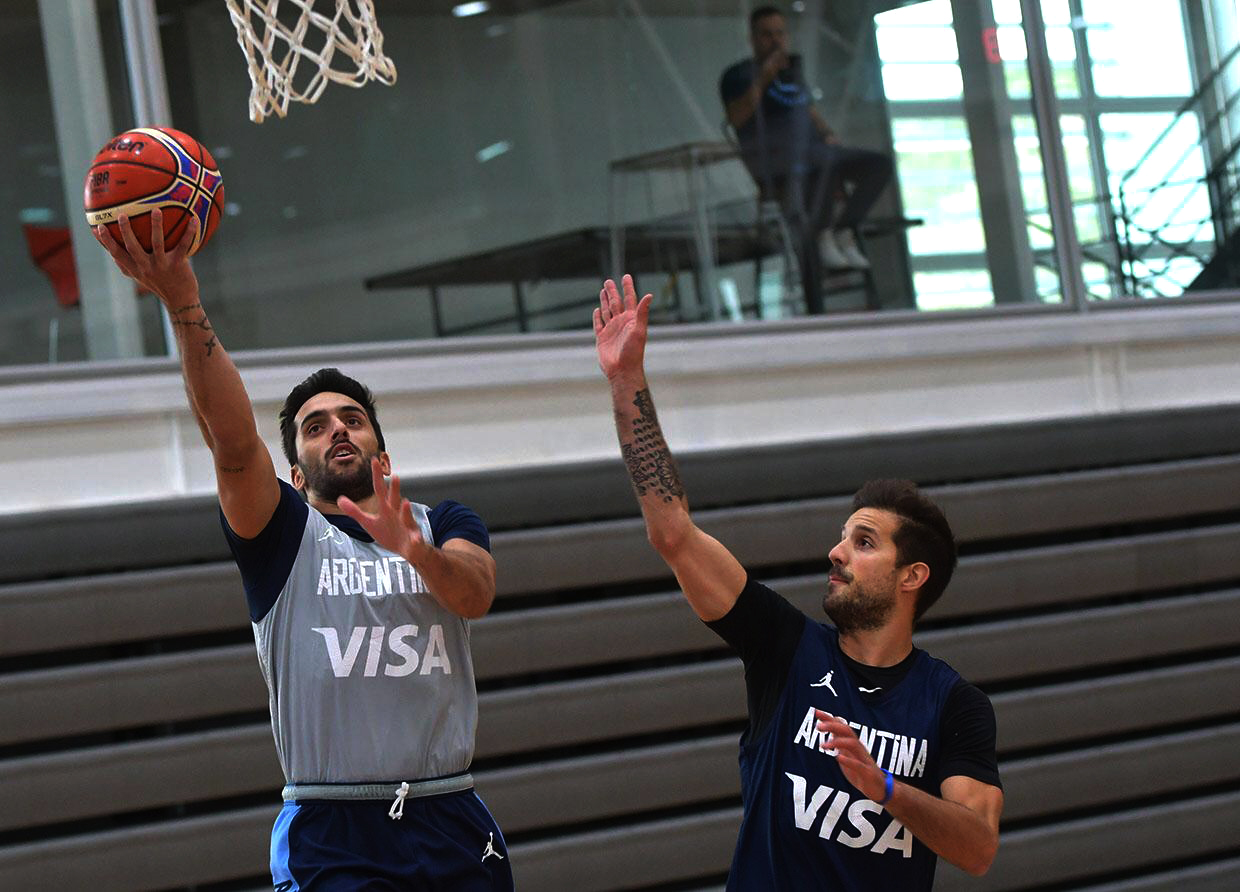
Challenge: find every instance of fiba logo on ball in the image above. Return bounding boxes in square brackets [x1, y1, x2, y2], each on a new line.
[83, 126, 225, 255]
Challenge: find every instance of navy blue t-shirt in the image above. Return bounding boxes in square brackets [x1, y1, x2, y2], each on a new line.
[221, 480, 492, 622]
[720, 54, 815, 149]
[707, 576, 1001, 891]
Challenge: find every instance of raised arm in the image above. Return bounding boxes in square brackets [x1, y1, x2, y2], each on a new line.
[94, 211, 279, 538]
[593, 275, 746, 621]
[725, 52, 785, 131]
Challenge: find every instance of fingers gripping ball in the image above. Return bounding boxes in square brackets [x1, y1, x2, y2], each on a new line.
[84, 127, 225, 255]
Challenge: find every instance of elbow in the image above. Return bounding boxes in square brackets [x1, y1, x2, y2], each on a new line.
[646, 527, 680, 557]
[646, 515, 693, 560]
[723, 100, 748, 131]
[466, 570, 498, 619]
[208, 427, 262, 462]
[451, 589, 493, 621]
[463, 578, 496, 620]
[964, 861, 990, 878]
[963, 836, 999, 876]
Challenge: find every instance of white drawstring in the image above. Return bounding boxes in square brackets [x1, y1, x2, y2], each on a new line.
[388, 781, 410, 820]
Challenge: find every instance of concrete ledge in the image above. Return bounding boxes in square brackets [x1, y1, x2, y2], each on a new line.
[3, 302, 1240, 513]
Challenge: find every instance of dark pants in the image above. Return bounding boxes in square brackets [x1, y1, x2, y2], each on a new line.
[750, 142, 893, 313]
[271, 790, 514, 891]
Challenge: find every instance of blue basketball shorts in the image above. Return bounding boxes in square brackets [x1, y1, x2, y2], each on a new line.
[270, 789, 514, 891]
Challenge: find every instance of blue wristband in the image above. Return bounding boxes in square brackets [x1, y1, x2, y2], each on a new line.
[879, 769, 894, 805]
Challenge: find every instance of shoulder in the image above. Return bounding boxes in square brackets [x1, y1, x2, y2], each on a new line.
[707, 574, 808, 662]
[720, 59, 754, 93]
[939, 676, 999, 744]
[717, 575, 807, 626]
[428, 499, 491, 552]
[219, 478, 313, 623]
[944, 677, 995, 718]
[917, 649, 967, 689]
[221, 478, 310, 547]
[938, 677, 1002, 788]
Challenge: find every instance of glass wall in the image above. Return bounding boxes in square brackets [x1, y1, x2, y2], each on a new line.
[0, 0, 169, 365]
[0, 2, 78, 366]
[2, 0, 1238, 367]
[1053, 0, 1208, 299]
[876, 0, 1063, 309]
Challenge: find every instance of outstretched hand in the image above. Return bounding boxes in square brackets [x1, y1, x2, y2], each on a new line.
[338, 458, 432, 566]
[593, 274, 652, 381]
[93, 210, 199, 309]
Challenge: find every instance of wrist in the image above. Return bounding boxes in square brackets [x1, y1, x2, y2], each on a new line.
[160, 286, 202, 313]
[878, 769, 895, 806]
[607, 369, 648, 391]
[404, 537, 435, 569]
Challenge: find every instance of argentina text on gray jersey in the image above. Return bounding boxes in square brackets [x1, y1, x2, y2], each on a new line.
[252, 502, 478, 783]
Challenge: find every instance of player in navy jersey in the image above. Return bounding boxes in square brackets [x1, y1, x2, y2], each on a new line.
[94, 213, 513, 891]
[594, 274, 1003, 889]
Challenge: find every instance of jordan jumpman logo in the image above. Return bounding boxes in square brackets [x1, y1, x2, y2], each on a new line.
[482, 831, 505, 862]
[810, 671, 837, 696]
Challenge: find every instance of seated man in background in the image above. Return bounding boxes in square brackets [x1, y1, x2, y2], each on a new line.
[721, 5, 893, 311]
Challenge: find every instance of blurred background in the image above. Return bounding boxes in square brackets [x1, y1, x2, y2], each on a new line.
[2, 1, 1239, 890]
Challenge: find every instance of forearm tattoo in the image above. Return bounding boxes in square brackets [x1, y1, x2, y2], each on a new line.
[170, 303, 210, 330]
[621, 389, 686, 503]
[169, 304, 218, 356]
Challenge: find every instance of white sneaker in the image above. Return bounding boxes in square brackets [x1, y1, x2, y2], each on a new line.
[818, 230, 852, 270]
[835, 230, 870, 270]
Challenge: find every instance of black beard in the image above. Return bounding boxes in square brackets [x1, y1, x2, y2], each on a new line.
[822, 574, 898, 635]
[299, 450, 375, 504]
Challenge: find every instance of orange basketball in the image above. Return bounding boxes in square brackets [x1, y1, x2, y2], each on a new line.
[84, 127, 225, 256]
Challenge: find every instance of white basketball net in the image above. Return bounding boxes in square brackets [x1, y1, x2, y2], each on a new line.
[224, 0, 397, 123]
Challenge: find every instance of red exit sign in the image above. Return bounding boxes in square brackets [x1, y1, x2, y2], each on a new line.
[983, 26, 1002, 63]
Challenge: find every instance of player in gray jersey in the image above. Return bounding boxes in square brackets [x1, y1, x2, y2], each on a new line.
[95, 213, 514, 891]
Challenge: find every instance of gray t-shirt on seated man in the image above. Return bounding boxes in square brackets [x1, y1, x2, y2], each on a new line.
[223, 479, 489, 783]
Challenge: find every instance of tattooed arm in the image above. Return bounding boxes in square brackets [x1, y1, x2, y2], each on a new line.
[594, 276, 747, 621]
[94, 211, 279, 537]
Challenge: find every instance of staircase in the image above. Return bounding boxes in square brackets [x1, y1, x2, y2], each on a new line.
[1117, 42, 1240, 297]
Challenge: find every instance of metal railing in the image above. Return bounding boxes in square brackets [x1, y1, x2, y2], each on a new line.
[1116, 42, 1240, 296]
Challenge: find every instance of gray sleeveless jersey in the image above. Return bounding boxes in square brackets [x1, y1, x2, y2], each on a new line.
[252, 502, 478, 783]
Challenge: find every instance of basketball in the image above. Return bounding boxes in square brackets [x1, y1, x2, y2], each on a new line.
[83, 127, 225, 256]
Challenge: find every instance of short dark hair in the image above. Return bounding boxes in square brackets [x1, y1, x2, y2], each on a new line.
[750, 5, 783, 30]
[851, 479, 957, 620]
[278, 368, 385, 468]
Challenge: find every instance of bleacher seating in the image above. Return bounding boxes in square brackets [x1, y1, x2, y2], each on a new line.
[2, 404, 1239, 890]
